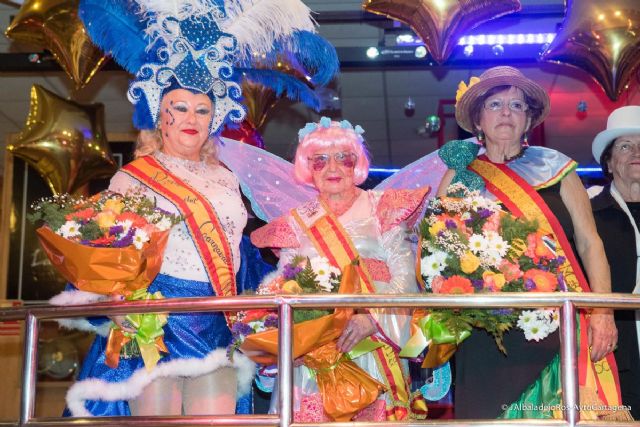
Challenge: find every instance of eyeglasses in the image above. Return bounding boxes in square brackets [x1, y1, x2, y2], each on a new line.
[308, 152, 357, 171]
[483, 98, 529, 113]
[613, 141, 640, 154]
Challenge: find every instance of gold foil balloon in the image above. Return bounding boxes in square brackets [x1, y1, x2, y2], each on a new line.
[541, 0, 640, 101]
[6, 85, 117, 195]
[5, 0, 108, 89]
[363, 0, 522, 64]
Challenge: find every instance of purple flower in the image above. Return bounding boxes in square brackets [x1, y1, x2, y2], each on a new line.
[478, 208, 493, 219]
[231, 321, 254, 337]
[471, 279, 484, 291]
[464, 218, 474, 227]
[557, 274, 567, 292]
[556, 256, 566, 265]
[283, 264, 303, 280]
[525, 278, 536, 291]
[112, 227, 135, 248]
[109, 225, 124, 236]
[264, 314, 279, 328]
[445, 219, 457, 229]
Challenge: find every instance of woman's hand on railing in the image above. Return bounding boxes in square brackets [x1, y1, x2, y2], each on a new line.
[109, 295, 137, 333]
[110, 315, 137, 333]
[588, 308, 618, 362]
[336, 313, 376, 353]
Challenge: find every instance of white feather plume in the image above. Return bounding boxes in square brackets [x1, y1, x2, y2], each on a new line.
[133, 0, 226, 49]
[220, 0, 317, 61]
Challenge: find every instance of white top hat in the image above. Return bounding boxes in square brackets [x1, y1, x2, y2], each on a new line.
[592, 105, 640, 163]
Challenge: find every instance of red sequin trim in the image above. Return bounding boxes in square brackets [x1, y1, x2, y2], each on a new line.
[362, 258, 391, 282]
[376, 187, 430, 234]
[250, 216, 299, 248]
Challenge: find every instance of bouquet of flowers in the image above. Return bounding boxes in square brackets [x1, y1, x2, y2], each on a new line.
[232, 255, 386, 421]
[411, 183, 570, 354]
[30, 191, 182, 370]
[228, 255, 343, 361]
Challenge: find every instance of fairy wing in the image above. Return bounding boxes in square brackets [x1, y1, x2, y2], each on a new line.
[218, 137, 317, 222]
[374, 150, 448, 192]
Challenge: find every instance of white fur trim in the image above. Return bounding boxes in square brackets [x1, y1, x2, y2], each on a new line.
[66, 348, 255, 416]
[56, 318, 112, 337]
[49, 290, 109, 306]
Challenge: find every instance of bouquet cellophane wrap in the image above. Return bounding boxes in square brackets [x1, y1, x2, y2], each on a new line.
[37, 226, 170, 371]
[239, 262, 359, 365]
[36, 226, 169, 296]
[303, 341, 386, 422]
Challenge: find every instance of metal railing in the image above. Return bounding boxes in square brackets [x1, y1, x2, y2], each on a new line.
[1, 292, 639, 427]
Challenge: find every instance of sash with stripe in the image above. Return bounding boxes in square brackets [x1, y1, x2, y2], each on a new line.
[468, 156, 626, 416]
[123, 156, 237, 328]
[291, 198, 413, 421]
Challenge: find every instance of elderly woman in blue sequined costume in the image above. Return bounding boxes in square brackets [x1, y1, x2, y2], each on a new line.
[48, 3, 258, 417]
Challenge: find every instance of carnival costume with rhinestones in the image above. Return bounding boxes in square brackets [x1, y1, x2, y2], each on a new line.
[48, 0, 339, 417]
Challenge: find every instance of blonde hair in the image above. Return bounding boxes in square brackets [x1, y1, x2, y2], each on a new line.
[135, 129, 219, 165]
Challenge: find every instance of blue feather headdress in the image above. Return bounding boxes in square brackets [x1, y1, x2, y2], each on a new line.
[80, 0, 340, 132]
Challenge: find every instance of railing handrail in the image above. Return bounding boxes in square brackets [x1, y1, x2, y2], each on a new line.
[2, 292, 640, 320]
[1, 293, 639, 427]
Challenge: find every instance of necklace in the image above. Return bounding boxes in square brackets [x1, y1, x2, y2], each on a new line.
[504, 145, 528, 162]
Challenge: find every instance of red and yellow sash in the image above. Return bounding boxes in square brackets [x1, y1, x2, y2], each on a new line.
[291, 198, 415, 421]
[468, 157, 626, 418]
[123, 156, 237, 327]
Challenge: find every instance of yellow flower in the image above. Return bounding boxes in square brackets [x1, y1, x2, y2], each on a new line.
[455, 76, 481, 104]
[96, 211, 117, 229]
[103, 198, 125, 215]
[282, 280, 303, 294]
[429, 220, 446, 236]
[460, 251, 480, 274]
[482, 271, 506, 291]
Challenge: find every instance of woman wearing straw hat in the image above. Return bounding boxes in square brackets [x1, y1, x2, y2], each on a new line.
[590, 105, 640, 419]
[436, 66, 628, 420]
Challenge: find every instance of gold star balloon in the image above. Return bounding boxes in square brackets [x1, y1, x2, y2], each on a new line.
[541, 0, 640, 101]
[5, 0, 108, 89]
[7, 85, 117, 195]
[363, 0, 521, 64]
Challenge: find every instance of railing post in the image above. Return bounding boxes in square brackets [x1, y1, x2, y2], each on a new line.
[560, 300, 579, 426]
[20, 313, 38, 425]
[277, 301, 293, 427]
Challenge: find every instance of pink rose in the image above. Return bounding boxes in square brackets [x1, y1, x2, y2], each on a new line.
[499, 260, 523, 282]
[431, 275, 445, 293]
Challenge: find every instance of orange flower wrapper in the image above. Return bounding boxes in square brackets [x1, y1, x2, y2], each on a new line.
[303, 341, 386, 422]
[36, 226, 169, 296]
[239, 261, 359, 365]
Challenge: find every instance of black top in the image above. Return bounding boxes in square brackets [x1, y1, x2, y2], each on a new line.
[590, 187, 640, 370]
[454, 182, 568, 419]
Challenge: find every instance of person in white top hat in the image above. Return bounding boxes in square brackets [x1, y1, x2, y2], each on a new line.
[590, 105, 640, 419]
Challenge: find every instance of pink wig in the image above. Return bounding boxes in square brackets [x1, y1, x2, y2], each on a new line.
[293, 121, 370, 186]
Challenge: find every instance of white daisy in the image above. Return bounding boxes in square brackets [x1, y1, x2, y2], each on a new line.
[517, 310, 536, 330]
[523, 319, 550, 342]
[310, 257, 338, 292]
[132, 229, 149, 249]
[155, 216, 173, 231]
[468, 234, 488, 254]
[58, 221, 82, 238]
[485, 233, 510, 257]
[420, 251, 448, 277]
